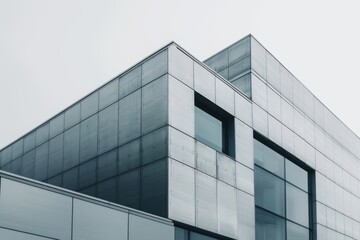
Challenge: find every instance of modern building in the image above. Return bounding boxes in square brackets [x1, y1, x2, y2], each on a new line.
[0, 35, 359, 240]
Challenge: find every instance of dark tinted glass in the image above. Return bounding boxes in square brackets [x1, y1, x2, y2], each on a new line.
[118, 139, 140, 173]
[286, 159, 308, 192]
[24, 132, 36, 153]
[98, 103, 118, 154]
[50, 114, 64, 138]
[254, 139, 284, 177]
[11, 140, 23, 160]
[34, 143, 48, 181]
[65, 103, 80, 129]
[195, 106, 223, 152]
[22, 150, 35, 178]
[48, 134, 63, 177]
[47, 174, 62, 187]
[190, 232, 217, 240]
[10, 157, 22, 174]
[118, 169, 140, 209]
[119, 66, 141, 99]
[255, 166, 285, 216]
[81, 92, 99, 120]
[63, 125, 80, 171]
[287, 221, 309, 240]
[99, 80, 118, 109]
[175, 227, 189, 240]
[97, 149, 117, 181]
[97, 177, 117, 202]
[256, 208, 285, 240]
[62, 167, 78, 191]
[80, 115, 98, 163]
[141, 127, 167, 165]
[1, 146, 11, 167]
[36, 123, 49, 146]
[286, 183, 309, 227]
[141, 159, 167, 217]
[79, 158, 97, 188]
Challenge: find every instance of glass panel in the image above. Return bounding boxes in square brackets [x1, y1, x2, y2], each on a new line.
[98, 102, 118, 154]
[11, 139, 23, 160]
[62, 167, 78, 191]
[81, 91, 99, 121]
[255, 208, 285, 240]
[97, 177, 117, 203]
[254, 139, 284, 177]
[80, 114, 98, 163]
[22, 150, 35, 178]
[10, 157, 22, 174]
[169, 159, 195, 225]
[36, 123, 49, 146]
[99, 80, 118, 110]
[190, 232, 217, 240]
[285, 160, 308, 192]
[286, 183, 309, 227]
[195, 106, 222, 152]
[35, 143, 48, 181]
[175, 227, 189, 240]
[141, 127, 167, 165]
[118, 139, 141, 173]
[141, 159, 167, 217]
[255, 166, 285, 217]
[231, 73, 251, 98]
[118, 169, 140, 209]
[63, 125, 80, 171]
[195, 171, 217, 232]
[142, 50, 168, 86]
[65, 103, 80, 130]
[0, 227, 53, 240]
[73, 199, 128, 240]
[228, 57, 251, 80]
[79, 158, 97, 189]
[50, 113, 64, 138]
[24, 131, 36, 153]
[48, 134, 63, 177]
[119, 66, 141, 99]
[118, 89, 141, 145]
[141, 75, 168, 134]
[287, 221, 309, 240]
[0, 178, 72, 240]
[97, 148, 117, 181]
[229, 36, 250, 65]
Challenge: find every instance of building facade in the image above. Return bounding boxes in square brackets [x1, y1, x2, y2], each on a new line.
[1, 35, 360, 240]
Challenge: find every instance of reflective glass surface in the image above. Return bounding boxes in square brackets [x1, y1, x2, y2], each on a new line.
[256, 208, 285, 240]
[286, 183, 309, 227]
[285, 159, 308, 192]
[254, 139, 284, 177]
[195, 106, 222, 152]
[286, 221, 309, 240]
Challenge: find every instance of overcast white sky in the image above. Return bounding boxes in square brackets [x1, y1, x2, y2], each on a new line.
[0, 0, 359, 149]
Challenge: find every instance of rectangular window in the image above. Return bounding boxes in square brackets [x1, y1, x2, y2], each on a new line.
[195, 93, 234, 157]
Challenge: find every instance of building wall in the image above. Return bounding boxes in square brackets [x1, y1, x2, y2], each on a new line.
[0, 171, 174, 240]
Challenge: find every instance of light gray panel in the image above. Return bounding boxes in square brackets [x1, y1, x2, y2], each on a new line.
[217, 152, 236, 186]
[252, 104, 268, 137]
[251, 37, 266, 79]
[0, 228, 52, 240]
[234, 92, 252, 127]
[236, 163, 254, 195]
[73, 199, 128, 240]
[195, 141, 216, 177]
[314, 98, 324, 129]
[266, 51, 280, 91]
[315, 127, 325, 154]
[118, 89, 141, 145]
[304, 88, 315, 121]
[129, 214, 174, 240]
[99, 79, 119, 110]
[195, 171, 217, 233]
[169, 159, 195, 225]
[141, 127, 168, 165]
[142, 50, 168, 86]
[267, 87, 281, 120]
[294, 135, 306, 163]
[281, 98, 294, 130]
[169, 45, 194, 88]
[194, 62, 215, 102]
[119, 66, 141, 99]
[268, 115, 282, 146]
[281, 125, 294, 154]
[316, 201, 327, 225]
[251, 74, 267, 110]
[169, 127, 195, 167]
[280, 65, 293, 103]
[235, 119, 254, 169]
[237, 190, 255, 240]
[304, 117, 315, 146]
[98, 102, 118, 154]
[293, 79, 305, 113]
[0, 178, 72, 240]
[294, 109, 305, 138]
[168, 76, 194, 136]
[81, 91, 99, 121]
[215, 78, 235, 115]
[217, 181, 237, 238]
[141, 75, 168, 134]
